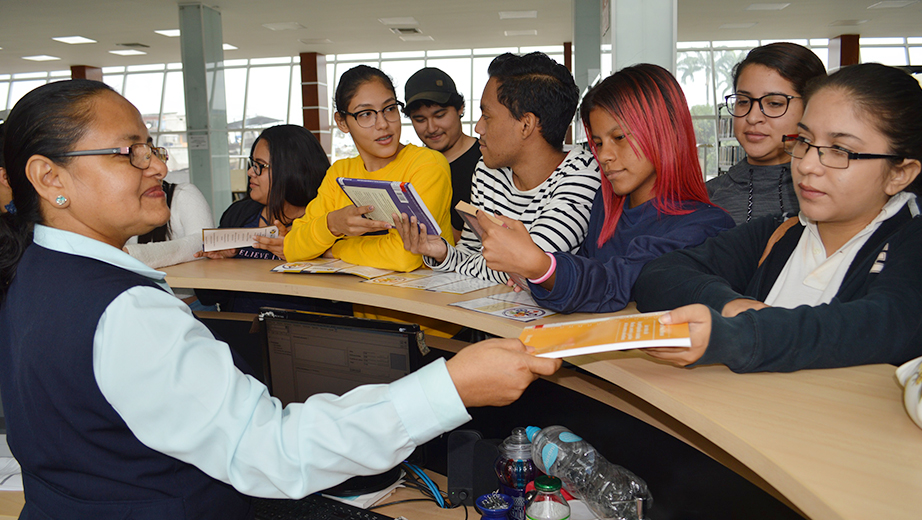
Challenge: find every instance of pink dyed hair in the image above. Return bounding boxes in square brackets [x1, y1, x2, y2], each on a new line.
[580, 63, 712, 247]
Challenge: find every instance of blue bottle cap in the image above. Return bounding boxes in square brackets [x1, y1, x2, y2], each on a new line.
[525, 426, 540, 441]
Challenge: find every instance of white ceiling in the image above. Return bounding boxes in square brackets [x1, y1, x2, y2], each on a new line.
[1, 0, 921, 76]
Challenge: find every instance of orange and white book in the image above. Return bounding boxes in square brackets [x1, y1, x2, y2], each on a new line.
[519, 312, 690, 358]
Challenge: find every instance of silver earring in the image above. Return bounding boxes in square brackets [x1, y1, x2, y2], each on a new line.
[55, 195, 67, 206]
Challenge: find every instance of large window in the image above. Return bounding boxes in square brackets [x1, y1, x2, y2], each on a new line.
[2, 37, 919, 184]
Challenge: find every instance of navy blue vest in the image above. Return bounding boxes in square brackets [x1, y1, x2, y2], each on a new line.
[0, 244, 253, 519]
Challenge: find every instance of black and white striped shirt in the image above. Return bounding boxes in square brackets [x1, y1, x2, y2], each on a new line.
[426, 147, 601, 283]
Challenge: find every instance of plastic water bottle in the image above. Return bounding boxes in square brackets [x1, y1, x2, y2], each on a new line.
[495, 427, 537, 520]
[526, 426, 652, 520]
[525, 475, 570, 520]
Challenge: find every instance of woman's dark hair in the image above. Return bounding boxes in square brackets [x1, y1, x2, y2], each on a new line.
[805, 63, 922, 194]
[250, 124, 330, 225]
[334, 65, 397, 115]
[732, 42, 826, 97]
[487, 52, 579, 150]
[1, 79, 115, 301]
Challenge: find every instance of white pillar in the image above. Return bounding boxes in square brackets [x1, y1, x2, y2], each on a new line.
[573, 0, 602, 94]
[610, 0, 677, 74]
[179, 3, 231, 223]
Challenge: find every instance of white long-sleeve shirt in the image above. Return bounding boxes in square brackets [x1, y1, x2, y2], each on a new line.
[425, 147, 601, 283]
[35, 224, 472, 498]
[124, 182, 214, 269]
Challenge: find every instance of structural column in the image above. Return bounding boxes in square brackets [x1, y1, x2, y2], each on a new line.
[178, 3, 231, 222]
[609, 0, 677, 73]
[70, 65, 102, 81]
[829, 34, 860, 70]
[573, 0, 602, 95]
[300, 52, 332, 157]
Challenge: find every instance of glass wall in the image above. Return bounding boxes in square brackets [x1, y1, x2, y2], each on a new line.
[1, 37, 920, 182]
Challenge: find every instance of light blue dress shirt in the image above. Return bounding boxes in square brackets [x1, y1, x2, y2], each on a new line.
[33, 224, 471, 499]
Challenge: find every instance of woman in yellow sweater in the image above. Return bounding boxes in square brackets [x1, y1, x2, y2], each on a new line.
[284, 65, 454, 271]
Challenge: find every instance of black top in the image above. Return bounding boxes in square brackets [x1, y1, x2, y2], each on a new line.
[449, 142, 481, 232]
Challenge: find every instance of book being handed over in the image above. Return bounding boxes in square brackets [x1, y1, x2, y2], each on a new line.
[337, 178, 442, 236]
[519, 312, 691, 358]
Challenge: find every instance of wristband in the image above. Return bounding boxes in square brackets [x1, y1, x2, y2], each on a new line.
[528, 252, 557, 284]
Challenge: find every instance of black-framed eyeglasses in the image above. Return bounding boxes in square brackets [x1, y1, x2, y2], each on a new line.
[55, 143, 168, 170]
[341, 101, 405, 128]
[782, 134, 903, 169]
[247, 158, 270, 176]
[725, 93, 800, 118]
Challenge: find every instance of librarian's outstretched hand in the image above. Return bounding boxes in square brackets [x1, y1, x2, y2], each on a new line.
[645, 304, 713, 366]
[446, 338, 562, 407]
[327, 205, 392, 237]
[393, 213, 448, 262]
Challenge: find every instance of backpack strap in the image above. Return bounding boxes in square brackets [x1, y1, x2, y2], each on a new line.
[758, 217, 799, 267]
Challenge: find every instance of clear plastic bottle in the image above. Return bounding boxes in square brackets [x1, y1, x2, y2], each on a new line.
[526, 426, 652, 520]
[525, 475, 570, 520]
[495, 427, 538, 520]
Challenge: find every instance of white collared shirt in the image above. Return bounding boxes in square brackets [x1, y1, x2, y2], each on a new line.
[33, 224, 471, 498]
[765, 192, 915, 308]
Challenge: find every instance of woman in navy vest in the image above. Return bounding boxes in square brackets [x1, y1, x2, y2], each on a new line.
[0, 80, 560, 519]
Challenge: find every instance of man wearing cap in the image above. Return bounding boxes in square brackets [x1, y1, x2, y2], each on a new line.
[404, 68, 481, 242]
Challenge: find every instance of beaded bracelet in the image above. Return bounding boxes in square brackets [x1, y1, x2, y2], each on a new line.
[528, 252, 557, 284]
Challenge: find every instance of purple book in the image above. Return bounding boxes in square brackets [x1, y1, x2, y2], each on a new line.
[336, 178, 442, 236]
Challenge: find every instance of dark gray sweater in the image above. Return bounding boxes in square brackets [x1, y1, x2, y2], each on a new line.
[706, 160, 798, 225]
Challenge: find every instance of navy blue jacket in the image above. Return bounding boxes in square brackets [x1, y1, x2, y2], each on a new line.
[531, 193, 734, 313]
[0, 244, 252, 519]
[635, 202, 922, 372]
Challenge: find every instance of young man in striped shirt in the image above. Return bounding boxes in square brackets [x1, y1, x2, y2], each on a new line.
[396, 51, 601, 284]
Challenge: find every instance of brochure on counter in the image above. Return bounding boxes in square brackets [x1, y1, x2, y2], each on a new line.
[202, 226, 278, 252]
[272, 259, 394, 280]
[363, 270, 498, 294]
[519, 312, 691, 358]
[449, 291, 556, 322]
[337, 178, 442, 235]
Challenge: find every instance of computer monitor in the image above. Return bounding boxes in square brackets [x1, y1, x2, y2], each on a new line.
[259, 308, 430, 406]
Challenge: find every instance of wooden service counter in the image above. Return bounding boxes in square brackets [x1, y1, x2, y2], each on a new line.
[121, 259, 922, 519]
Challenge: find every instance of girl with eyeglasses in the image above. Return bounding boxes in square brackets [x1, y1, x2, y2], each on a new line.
[634, 63, 922, 373]
[0, 79, 560, 519]
[473, 64, 734, 313]
[707, 42, 826, 225]
[283, 65, 455, 272]
[196, 124, 329, 261]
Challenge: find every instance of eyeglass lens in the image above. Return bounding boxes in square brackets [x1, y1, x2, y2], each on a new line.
[785, 138, 850, 168]
[727, 94, 792, 118]
[129, 143, 169, 169]
[353, 104, 401, 128]
[248, 159, 268, 175]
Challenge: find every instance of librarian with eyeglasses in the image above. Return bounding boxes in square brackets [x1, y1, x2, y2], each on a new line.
[0, 79, 561, 519]
[633, 63, 922, 374]
[707, 42, 827, 225]
[283, 64, 455, 272]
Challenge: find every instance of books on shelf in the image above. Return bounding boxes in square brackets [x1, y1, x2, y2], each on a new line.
[272, 259, 394, 280]
[519, 312, 690, 358]
[202, 226, 279, 252]
[337, 178, 442, 235]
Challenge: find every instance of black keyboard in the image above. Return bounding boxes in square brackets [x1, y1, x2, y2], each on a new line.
[252, 493, 395, 520]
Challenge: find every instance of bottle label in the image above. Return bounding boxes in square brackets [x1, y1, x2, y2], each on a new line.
[499, 484, 527, 520]
[541, 443, 558, 471]
[559, 432, 582, 443]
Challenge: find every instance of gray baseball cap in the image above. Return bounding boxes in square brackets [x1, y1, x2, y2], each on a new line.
[405, 67, 459, 106]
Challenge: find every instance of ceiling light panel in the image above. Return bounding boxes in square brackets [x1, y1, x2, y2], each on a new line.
[261, 22, 304, 31]
[499, 11, 537, 19]
[52, 36, 97, 44]
[22, 55, 60, 61]
[828, 19, 869, 25]
[505, 30, 538, 36]
[223, 44, 237, 50]
[109, 49, 147, 56]
[719, 23, 758, 29]
[155, 29, 181, 37]
[399, 35, 434, 41]
[378, 17, 418, 26]
[867, 1, 917, 7]
[745, 3, 790, 10]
